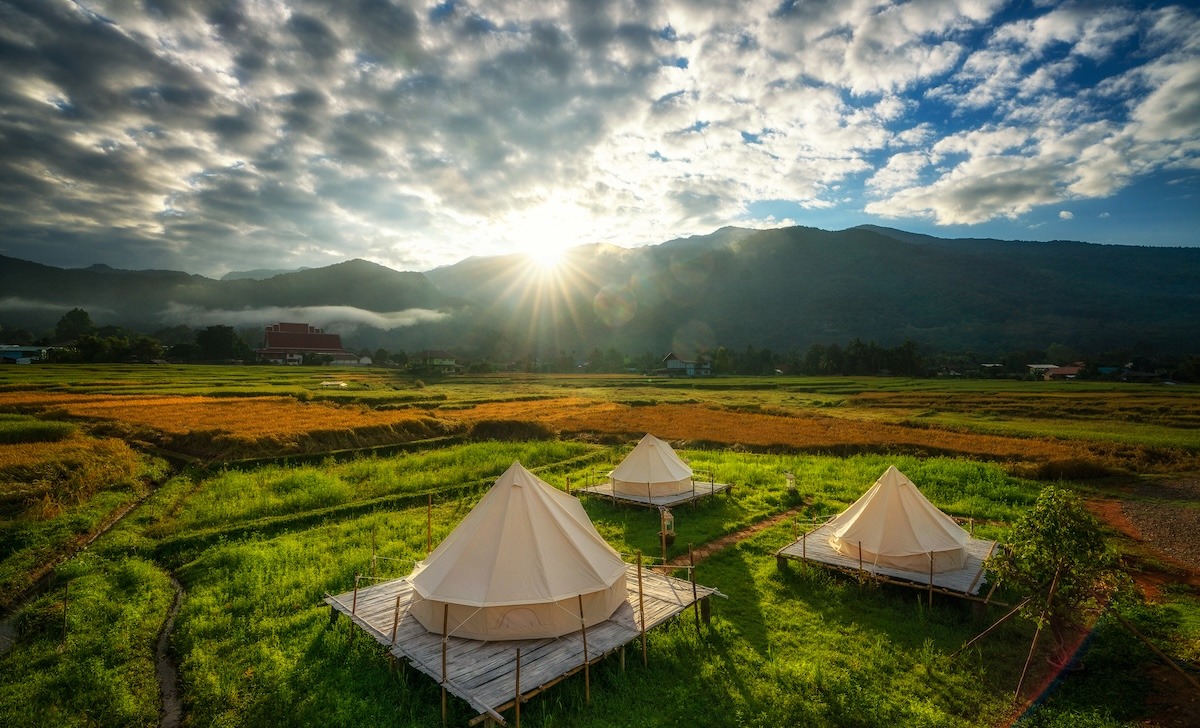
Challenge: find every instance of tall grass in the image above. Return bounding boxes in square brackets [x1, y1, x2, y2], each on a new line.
[0, 555, 174, 728]
[158, 440, 597, 534]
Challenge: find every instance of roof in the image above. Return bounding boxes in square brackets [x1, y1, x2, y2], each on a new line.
[261, 331, 347, 353]
[414, 349, 456, 360]
[410, 462, 626, 607]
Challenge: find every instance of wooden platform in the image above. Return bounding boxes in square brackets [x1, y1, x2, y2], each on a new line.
[775, 522, 998, 598]
[573, 481, 731, 507]
[325, 564, 718, 724]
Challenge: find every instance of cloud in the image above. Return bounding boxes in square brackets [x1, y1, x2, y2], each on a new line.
[0, 297, 112, 315]
[1059, 210, 1073, 220]
[158, 303, 447, 331]
[0, 0, 1195, 274]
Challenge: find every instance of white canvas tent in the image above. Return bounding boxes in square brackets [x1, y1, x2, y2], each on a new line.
[408, 461, 628, 641]
[609, 433, 693, 498]
[827, 465, 970, 573]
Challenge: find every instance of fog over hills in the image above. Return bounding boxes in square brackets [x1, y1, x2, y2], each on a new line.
[3, 225, 1198, 358]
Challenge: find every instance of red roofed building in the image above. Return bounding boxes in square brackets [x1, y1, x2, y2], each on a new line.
[257, 323, 358, 365]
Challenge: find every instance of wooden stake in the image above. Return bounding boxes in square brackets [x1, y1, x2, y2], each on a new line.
[371, 528, 377, 579]
[442, 603, 449, 727]
[690, 544, 699, 634]
[427, 494, 433, 556]
[857, 541, 864, 577]
[802, 529, 807, 560]
[352, 574, 360, 616]
[1015, 567, 1061, 702]
[637, 550, 647, 666]
[390, 593, 402, 645]
[515, 647, 521, 728]
[660, 508, 667, 563]
[1112, 611, 1200, 692]
[928, 552, 935, 609]
[951, 596, 1034, 659]
[578, 594, 590, 705]
[62, 581, 69, 645]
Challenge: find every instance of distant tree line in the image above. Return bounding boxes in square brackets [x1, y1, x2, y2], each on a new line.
[5, 308, 1200, 382]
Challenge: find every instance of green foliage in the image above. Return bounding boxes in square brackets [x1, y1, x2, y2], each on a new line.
[54, 308, 95, 342]
[987, 486, 1118, 658]
[0, 556, 174, 728]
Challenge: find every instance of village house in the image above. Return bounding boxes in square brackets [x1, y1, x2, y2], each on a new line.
[409, 349, 463, 375]
[659, 352, 711, 377]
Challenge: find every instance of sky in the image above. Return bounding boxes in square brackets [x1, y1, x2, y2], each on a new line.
[0, 0, 1197, 278]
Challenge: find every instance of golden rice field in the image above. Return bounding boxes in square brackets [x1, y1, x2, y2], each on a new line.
[433, 397, 1200, 475]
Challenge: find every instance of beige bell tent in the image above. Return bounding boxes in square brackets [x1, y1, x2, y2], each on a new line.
[609, 433, 693, 497]
[408, 461, 628, 641]
[827, 465, 970, 573]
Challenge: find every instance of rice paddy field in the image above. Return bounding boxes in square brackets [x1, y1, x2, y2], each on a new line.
[0, 365, 1197, 727]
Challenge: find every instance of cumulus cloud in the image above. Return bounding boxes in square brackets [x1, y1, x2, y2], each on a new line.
[0, 0, 1195, 274]
[1059, 210, 1073, 220]
[158, 303, 447, 331]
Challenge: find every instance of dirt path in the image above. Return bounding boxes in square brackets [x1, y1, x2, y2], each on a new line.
[664, 506, 806, 567]
[156, 574, 184, 728]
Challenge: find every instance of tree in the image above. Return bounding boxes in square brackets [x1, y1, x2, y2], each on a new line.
[195, 325, 251, 361]
[988, 486, 1119, 665]
[55, 308, 95, 342]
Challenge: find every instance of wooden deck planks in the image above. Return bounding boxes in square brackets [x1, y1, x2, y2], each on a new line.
[574, 481, 732, 508]
[775, 522, 997, 596]
[325, 564, 717, 723]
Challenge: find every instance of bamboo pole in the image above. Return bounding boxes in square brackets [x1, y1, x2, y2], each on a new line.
[1015, 567, 1061, 703]
[857, 541, 864, 578]
[928, 552, 934, 609]
[690, 544, 700, 634]
[390, 593, 402, 645]
[514, 648, 521, 728]
[637, 550, 647, 666]
[802, 528, 807, 560]
[951, 596, 1034, 659]
[427, 494, 433, 556]
[352, 574, 360, 616]
[660, 508, 667, 563]
[371, 528, 377, 579]
[1112, 611, 1200, 691]
[62, 581, 69, 645]
[442, 603, 449, 727]
[578, 594, 590, 705]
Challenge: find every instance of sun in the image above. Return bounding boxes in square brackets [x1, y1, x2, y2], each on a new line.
[526, 244, 565, 271]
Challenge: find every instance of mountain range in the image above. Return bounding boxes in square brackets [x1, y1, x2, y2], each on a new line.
[2, 225, 1198, 358]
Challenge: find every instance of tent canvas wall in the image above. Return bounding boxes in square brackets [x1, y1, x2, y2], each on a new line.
[408, 461, 628, 641]
[827, 465, 970, 573]
[609, 433, 694, 497]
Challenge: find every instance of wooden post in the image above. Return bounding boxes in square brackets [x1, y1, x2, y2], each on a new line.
[690, 544, 699, 634]
[951, 596, 1034, 658]
[442, 603, 449, 727]
[928, 552, 935, 609]
[515, 647, 521, 728]
[352, 574, 360, 616]
[566, 477, 570, 496]
[578, 594, 590, 705]
[390, 593, 402, 645]
[427, 494, 433, 556]
[857, 541, 864, 578]
[637, 550, 647, 666]
[620, 644, 625, 672]
[1112, 611, 1200, 691]
[371, 528, 377, 578]
[1015, 567, 1061, 703]
[660, 508, 667, 564]
[802, 529, 807, 560]
[62, 581, 69, 645]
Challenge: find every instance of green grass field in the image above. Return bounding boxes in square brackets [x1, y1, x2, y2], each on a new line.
[0, 367, 1196, 727]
